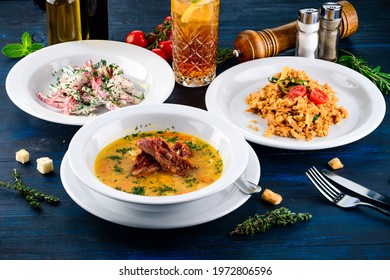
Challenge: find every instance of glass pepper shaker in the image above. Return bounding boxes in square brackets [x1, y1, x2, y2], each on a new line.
[318, 2, 342, 62]
[295, 8, 320, 58]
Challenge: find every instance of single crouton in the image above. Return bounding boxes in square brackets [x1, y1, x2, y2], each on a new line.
[261, 188, 283, 205]
[16, 149, 29, 164]
[328, 157, 344, 170]
[36, 157, 54, 174]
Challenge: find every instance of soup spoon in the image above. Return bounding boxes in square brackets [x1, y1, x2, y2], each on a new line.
[234, 177, 262, 195]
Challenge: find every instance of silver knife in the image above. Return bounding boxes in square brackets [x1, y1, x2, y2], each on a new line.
[322, 169, 390, 207]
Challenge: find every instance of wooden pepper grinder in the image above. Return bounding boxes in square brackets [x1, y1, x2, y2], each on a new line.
[233, 1, 358, 62]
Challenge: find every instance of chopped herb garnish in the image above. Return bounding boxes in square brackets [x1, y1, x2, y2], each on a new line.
[116, 147, 132, 155]
[215, 159, 223, 173]
[113, 164, 123, 173]
[312, 113, 320, 123]
[184, 177, 197, 188]
[131, 186, 146, 195]
[107, 155, 122, 161]
[154, 185, 177, 196]
[166, 136, 179, 143]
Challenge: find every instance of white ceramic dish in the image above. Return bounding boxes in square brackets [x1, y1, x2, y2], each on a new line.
[67, 104, 249, 206]
[206, 56, 386, 150]
[60, 145, 260, 229]
[5, 40, 175, 125]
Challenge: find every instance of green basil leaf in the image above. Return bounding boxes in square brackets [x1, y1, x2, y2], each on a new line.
[1, 44, 28, 58]
[28, 43, 45, 53]
[21, 31, 32, 47]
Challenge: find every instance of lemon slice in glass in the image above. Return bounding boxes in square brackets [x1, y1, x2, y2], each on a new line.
[181, 0, 214, 23]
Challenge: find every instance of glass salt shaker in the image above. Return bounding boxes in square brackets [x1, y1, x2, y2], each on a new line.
[295, 8, 320, 58]
[318, 3, 342, 62]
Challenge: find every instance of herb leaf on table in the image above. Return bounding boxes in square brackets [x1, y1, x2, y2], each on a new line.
[230, 207, 312, 236]
[338, 50, 390, 95]
[0, 169, 60, 209]
[2, 32, 44, 58]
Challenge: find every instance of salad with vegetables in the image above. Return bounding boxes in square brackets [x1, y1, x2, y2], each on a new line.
[37, 59, 144, 115]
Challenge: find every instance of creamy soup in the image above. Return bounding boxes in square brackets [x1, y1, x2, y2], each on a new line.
[94, 130, 223, 196]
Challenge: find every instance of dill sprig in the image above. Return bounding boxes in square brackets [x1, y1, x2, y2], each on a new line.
[229, 207, 312, 236]
[338, 50, 390, 95]
[0, 169, 60, 209]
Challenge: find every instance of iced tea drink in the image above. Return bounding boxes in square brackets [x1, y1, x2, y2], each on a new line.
[171, 0, 220, 87]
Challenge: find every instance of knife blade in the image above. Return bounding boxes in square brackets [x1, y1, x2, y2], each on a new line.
[322, 169, 390, 207]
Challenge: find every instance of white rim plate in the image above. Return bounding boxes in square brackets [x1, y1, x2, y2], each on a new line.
[5, 40, 175, 125]
[60, 144, 260, 229]
[205, 57, 386, 150]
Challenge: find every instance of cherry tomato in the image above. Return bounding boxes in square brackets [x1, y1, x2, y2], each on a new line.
[151, 48, 167, 60]
[288, 85, 307, 100]
[164, 16, 172, 22]
[125, 30, 148, 48]
[309, 87, 329, 105]
[158, 40, 172, 61]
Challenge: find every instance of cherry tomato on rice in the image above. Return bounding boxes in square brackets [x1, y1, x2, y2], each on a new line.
[287, 85, 307, 100]
[125, 30, 148, 48]
[309, 87, 329, 105]
[158, 40, 172, 61]
[151, 48, 167, 60]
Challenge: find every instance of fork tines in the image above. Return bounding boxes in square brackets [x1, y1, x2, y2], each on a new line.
[306, 166, 340, 202]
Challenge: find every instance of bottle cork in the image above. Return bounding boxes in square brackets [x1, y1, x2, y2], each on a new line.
[233, 0, 358, 62]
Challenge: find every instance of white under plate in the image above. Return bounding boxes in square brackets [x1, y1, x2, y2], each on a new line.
[60, 144, 260, 229]
[206, 56, 386, 150]
[6, 40, 175, 125]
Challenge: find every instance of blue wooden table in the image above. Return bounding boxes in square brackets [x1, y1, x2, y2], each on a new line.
[0, 0, 389, 260]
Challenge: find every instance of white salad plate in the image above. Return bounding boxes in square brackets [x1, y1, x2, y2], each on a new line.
[5, 40, 175, 126]
[205, 56, 386, 150]
[60, 144, 260, 229]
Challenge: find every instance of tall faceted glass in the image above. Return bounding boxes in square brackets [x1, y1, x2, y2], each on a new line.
[171, 0, 220, 87]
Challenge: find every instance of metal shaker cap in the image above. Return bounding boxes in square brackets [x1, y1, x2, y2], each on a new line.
[298, 8, 319, 24]
[320, 2, 342, 20]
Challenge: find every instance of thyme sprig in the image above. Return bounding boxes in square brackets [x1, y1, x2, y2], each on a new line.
[0, 169, 60, 209]
[216, 48, 235, 66]
[230, 207, 312, 236]
[338, 50, 390, 95]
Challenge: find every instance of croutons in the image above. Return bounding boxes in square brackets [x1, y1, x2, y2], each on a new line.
[328, 157, 344, 170]
[16, 149, 30, 164]
[36, 157, 54, 174]
[261, 188, 283, 205]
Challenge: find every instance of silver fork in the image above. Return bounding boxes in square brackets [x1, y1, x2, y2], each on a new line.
[306, 166, 390, 217]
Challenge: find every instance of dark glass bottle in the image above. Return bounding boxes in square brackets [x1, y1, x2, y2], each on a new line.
[79, 0, 109, 40]
[34, 0, 46, 10]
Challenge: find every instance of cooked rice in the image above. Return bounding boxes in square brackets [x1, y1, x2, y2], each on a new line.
[245, 66, 348, 141]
